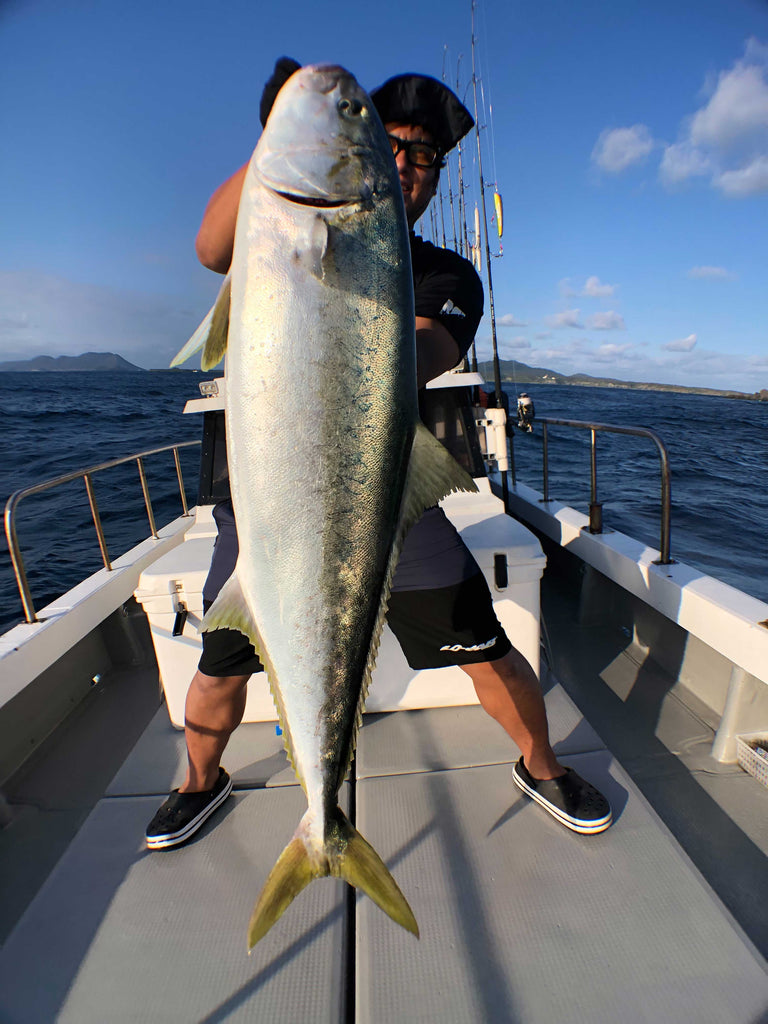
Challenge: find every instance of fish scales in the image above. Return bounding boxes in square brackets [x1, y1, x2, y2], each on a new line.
[186, 64, 476, 948]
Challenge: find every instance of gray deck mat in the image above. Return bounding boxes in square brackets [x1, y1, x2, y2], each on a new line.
[355, 749, 768, 1023]
[0, 788, 348, 1023]
[107, 706, 296, 795]
[3, 703, 766, 1022]
[357, 679, 604, 778]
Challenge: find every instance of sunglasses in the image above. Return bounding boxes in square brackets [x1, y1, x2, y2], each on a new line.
[387, 134, 441, 169]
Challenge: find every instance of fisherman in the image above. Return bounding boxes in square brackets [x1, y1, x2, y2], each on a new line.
[146, 59, 611, 850]
[517, 392, 535, 432]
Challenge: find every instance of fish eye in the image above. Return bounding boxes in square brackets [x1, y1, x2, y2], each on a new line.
[338, 97, 364, 117]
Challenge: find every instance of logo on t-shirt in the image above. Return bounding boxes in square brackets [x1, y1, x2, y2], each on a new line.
[440, 299, 466, 318]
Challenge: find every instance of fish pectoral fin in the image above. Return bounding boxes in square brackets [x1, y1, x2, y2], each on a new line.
[201, 570, 261, 652]
[169, 273, 231, 369]
[295, 213, 328, 280]
[201, 274, 231, 370]
[402, 420, 478, 529]
[246, 809, 419, 950]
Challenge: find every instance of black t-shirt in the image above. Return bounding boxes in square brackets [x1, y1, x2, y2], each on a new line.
[411, 233, 484, 362]
[202, 234, 484, 603]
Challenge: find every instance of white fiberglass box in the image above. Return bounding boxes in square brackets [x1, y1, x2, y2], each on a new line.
[134, 481, 546, 727]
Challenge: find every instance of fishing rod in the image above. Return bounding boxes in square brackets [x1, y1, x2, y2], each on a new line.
[470, 0, 510, 505]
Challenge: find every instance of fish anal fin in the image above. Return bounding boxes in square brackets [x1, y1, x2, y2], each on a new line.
[201, 569, 259, 650]
[247, 808, 418, 950]
[202, 571, 302, 786]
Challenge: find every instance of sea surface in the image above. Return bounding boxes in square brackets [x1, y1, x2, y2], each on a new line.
[0, 372, 766, 634]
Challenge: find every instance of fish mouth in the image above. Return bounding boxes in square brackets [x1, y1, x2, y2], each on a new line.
[273, 191, 356, 208]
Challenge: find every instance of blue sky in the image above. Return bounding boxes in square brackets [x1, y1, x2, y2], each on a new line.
[1, 0, 767, 392]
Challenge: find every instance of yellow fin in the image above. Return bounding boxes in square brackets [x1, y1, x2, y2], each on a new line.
[201, 569, 259, 650]
[402, 421, 478, 534]
[201, 274, 231, 370]
[247, 807, 418, 950]
[338, 421, 479, 785]
[170, 273, 230, 368]
[247, 834, 317, 949]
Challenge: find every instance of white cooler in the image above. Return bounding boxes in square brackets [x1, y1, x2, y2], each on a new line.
[134, 480, 546, 727]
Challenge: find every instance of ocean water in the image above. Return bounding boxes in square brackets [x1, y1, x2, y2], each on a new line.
[0, 372, 766, 634]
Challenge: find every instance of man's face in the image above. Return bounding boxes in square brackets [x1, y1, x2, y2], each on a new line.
[385, 122, 439, 228]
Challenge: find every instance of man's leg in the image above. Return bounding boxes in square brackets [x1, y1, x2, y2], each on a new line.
[145, 670, 249, 849]
[461, 647, 563, 781]
[462, 647, 612, 834]
[181, 670, 250, 792]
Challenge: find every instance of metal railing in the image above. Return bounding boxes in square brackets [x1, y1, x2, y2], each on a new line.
[4, 441, 200, 624]
[534, 418, 672, 564]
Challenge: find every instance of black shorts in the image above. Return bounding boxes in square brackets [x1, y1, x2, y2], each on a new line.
[197, 572, 512, 677]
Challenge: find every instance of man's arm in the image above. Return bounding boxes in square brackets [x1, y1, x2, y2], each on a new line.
[415, 316, 461, 389]
[195, 171, 461, 386]
[195, 163, 248, 273]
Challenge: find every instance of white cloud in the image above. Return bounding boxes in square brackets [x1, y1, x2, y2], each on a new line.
[560, 276, 617, 298]
[659, 142, 711, 185]
[663, 333, 698, 352]
[687, 265, 735, 280]
[545, 309, 583, 329]
[586, 311, 626, 330]
[714, 154, 768, 197]
[583, 276, 616, 298]
[501, 336, 531, 351]
[0, 270, 209, 368]
[497, 313, 527, 327]
[474, 332, 766, 392]
[591, 124, 654, 173]
[689, 62, 768, 150]
[593, 343, 635, 360]
[659, 41, 768, 197]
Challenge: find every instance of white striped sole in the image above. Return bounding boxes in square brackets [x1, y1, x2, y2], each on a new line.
[513, 767, 612, 835]
[146, 776, 233, 849]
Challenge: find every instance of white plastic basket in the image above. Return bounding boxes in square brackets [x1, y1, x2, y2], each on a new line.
[736, 733, 768, 789]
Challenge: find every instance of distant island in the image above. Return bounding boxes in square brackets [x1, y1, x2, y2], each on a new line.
[0, 352, 145, 372]
[1, 351, 764, 400]
[475, 359, 767, 402]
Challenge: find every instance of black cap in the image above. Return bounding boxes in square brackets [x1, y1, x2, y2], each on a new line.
[259, 57, 302, 127]
[370, 74, 474, 153]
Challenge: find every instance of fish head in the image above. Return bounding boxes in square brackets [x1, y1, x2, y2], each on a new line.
[253, 64, 398, 211]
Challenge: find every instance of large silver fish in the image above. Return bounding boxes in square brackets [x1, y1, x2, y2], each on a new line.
[175, 64, 475, 949]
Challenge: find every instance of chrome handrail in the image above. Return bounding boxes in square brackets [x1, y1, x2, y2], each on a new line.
[4, 441, 200, 624]
[536, 418, 672, 564]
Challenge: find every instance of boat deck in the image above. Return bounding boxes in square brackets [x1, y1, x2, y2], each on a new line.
[1, 657, 766, 1022]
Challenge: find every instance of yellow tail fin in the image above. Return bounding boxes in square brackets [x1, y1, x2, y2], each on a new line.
[247, 807, 418, 950]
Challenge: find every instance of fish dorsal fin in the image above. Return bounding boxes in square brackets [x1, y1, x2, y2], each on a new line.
[169, 273, 231, 368]
[401, 420, 478, 534]
[343, 421, 479, 781]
